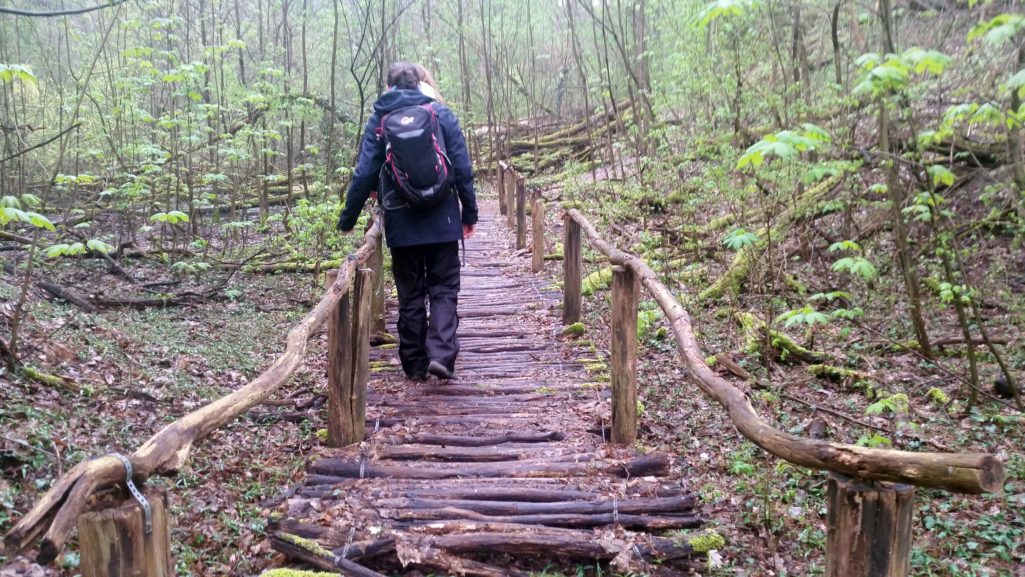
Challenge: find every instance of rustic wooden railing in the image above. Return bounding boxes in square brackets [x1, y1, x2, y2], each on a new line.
[4, 218, 385, 577]
[498, 162, 1005, 577]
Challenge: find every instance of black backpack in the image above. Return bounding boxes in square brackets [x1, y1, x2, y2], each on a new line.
[377, 103, 452, 210]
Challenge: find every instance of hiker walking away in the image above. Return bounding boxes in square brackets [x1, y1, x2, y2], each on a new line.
[337, 61, 477, 381]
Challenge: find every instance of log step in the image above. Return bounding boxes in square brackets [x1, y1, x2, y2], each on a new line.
[308, 453, 670, 480]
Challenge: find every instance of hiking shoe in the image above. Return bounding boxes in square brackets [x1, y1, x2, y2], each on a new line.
[427, 360, 454, 380]
[406, 371, 428, 382]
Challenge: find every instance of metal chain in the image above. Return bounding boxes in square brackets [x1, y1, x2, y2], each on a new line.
[340, 526, 357, 558]
[110, 453, 152, 534]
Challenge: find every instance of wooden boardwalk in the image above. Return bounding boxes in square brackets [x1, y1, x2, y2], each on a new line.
[269, 202, 707, 576]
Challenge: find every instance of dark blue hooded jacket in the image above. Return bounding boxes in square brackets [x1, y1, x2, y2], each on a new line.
[337, 89, 478, 248]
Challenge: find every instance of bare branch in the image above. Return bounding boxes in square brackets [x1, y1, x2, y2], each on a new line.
[0, 0, 129, 18]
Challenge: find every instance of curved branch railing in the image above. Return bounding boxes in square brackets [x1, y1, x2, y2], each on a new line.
[563, 208, 1004, 494]
[4, 219, 384, 563]
[497, 161, 1004, 496]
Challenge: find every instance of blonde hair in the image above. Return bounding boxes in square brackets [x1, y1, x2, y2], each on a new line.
[414, 64, 446, 105]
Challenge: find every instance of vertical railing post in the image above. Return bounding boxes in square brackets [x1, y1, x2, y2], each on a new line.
[350, 267, 372, 438]
[562, 214, 582, 324]
[506, 169, 516, 229]
[825, 474, 915, 577]
[531, 195, 545, 273]
[78, 487, 172, 577]
[326, 270, 353, 447]
[326, 268, 372, 446]
[498, 162, 508, 216]
[370, 231, 385, 334]
[611, 265, 639, 445]
[516, 177, 527, 250]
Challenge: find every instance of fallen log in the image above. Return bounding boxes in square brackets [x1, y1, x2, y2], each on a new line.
[4, 220, 384, 562]
[735, 311, 826, 364]
[700, 171, 849, 301]
[270, 532, 389, 577]
[36, 280, 209, 311]
[36, 282, 98, 312]
[394, 538, 529, 577]
[268, 518, 395, 560]
[400, 525, 700, 568]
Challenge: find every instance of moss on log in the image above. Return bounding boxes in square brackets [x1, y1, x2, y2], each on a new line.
[582, 267, 613, 296]
[734, 312, 826, 364]
[700, 171, 849, 301]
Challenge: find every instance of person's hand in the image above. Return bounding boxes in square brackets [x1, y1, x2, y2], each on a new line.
[463, 223, 475, 239]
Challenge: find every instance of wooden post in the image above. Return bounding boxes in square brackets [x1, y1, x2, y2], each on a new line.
[498, 163, 507, 216]
[611, 265, 639, 445]
[506, 170, 516, 229]
[78, 487, 172, 577]
[370, 231, 386, 334]
[562, 214, 582, 324]
[516, 177, 527, 250]
[350, 267, 373, 441]
[531, 197, 545, 273]
[326, 270, 353, 447]
[825, 473, 915, 577]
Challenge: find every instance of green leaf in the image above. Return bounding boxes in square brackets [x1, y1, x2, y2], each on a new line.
[828, 240, 861, 253]
[691, 0, 761, 28]
[166, 210, 189, 223]
[25, 212, 55, 231]
[723, 228, 759, 250]
[0, 206, 26, 226]
[832, 256, 878, 281]
[46, 244, 70, 258]
[902, 48, 951, 76]
[0, 63, 38, 85]
[20, 194, 42, 208]
[968, 13, 1025, 45]
[86, 239, 115, 254]
[926, 165, 955, 187]
[1007, 68, 1025, 99]
[0, 196, 21, 209]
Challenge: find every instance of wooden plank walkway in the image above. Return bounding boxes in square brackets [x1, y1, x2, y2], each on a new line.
[268, 202, 707, 576]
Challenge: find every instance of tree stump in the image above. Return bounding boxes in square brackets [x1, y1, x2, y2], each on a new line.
[825, 473, 915, 577]
[78, 487, 172, 577]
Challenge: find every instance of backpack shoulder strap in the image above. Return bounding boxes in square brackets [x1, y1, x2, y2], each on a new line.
[375, 112, 388, 141]
[424, 103, 447, 152]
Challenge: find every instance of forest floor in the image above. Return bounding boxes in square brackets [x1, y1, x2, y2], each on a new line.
[1, 176, 1024, 577]
[0, 252, 332, 575]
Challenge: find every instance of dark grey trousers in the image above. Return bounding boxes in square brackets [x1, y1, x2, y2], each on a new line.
[390, 241, 460, 376]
